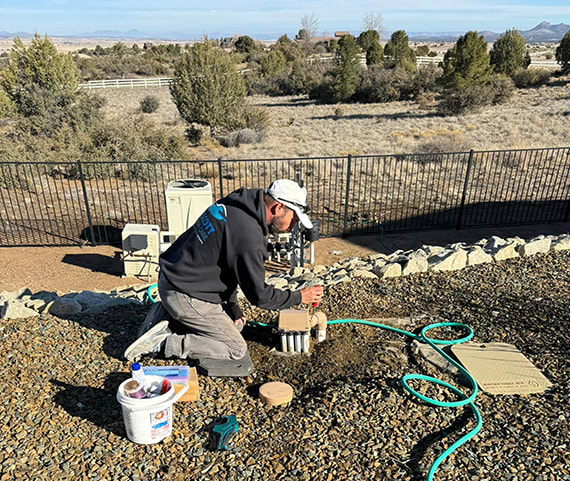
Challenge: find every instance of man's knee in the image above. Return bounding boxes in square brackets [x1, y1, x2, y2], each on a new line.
[229, 338, 248, 360]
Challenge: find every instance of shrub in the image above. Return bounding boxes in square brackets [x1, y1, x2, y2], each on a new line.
[490, 29, 527, 77]
[555, 31, 570, 72]
[486, 74, 515, 104]
[170, 40, 247, 134]
[140, 95, 160, 113]
[438, 83, 494, 115]
[355, 67, 409, 103]
[415, 45, 430, 57]
[240, 105, 270, 131]
[355, 65, 440, 104]
[440, 31, 492, 89]
[260, 50, 287, 78]
[219, 128, 264, 147]
[17, 85, 104, 136]
[0, 89, 17, 119]
[512, 68, 551, 88]
[280, 61, 329, 95]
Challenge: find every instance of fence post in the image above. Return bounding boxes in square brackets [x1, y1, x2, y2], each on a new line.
[77, 159, 96, 245]
[217, 158, 224, 198]
[456, 149, 474, 230]
[342, 155, 353, 237]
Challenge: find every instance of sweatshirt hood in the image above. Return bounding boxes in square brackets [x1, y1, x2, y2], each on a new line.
[219, 188, 268, 236]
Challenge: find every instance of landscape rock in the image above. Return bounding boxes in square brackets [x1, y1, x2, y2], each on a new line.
[517, 237, 551, 257]
[374, 262, 402, 279]
[490, 244, 519, 261]
[401, 256, 428, 276]
[311, 264, 327, 275]
[351, 269, 378, 279]
[0, 299, 38, 320]
[467, 246, 494, 266]
[551, 234, 570, 251]
[428, 249, 467, 272]
[47, 298, 83, 317]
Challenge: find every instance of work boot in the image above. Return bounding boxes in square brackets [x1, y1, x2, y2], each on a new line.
[124, 321, 172, 361]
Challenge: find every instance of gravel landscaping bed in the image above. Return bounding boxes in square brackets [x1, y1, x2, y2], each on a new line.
[1, 251, 568, 481]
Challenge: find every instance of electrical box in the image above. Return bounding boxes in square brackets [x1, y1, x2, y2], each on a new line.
[122, 223, 160, 278]
[165, 179, 213, 239]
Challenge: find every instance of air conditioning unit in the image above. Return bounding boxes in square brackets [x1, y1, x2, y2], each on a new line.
[122, 223, 160, 279]
[165, 179, 213, 239]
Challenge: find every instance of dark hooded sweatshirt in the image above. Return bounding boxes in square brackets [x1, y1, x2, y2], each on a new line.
[159, 188, 301, 316]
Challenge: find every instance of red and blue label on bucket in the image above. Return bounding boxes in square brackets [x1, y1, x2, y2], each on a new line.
[150, 407, 171, 440]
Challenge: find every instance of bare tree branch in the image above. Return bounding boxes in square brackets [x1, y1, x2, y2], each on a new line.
[363, 12, 384, 39]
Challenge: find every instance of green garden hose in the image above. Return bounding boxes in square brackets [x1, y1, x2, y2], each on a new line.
[146, 283, 481, 480]
[327, 319, 482, 481]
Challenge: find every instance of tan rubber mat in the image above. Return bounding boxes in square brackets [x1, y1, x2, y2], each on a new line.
[451, 342, 553, 395]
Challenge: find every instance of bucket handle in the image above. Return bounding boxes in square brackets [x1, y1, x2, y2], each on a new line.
[126, 383, 189, 412]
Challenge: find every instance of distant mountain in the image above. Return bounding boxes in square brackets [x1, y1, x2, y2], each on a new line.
[523, 21, 570, 41]
[407, 22, 569, 42]
[407, 32, 466, 42]
[1, 21, 568, 43]
[0, 31, 33, 38]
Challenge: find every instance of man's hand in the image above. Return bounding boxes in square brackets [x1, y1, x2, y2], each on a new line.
[234, 318, 245, 332]
[300, 285, 323, 305]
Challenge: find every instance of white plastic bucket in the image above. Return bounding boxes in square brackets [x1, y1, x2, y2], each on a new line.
[116, 375, 188, 444]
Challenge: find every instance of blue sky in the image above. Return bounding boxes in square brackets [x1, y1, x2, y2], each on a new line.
[1, 1, 569, 37]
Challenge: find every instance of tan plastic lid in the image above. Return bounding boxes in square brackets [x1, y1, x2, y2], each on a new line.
[259, 381, 294, 406]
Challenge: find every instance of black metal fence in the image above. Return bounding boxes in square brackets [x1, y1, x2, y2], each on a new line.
[1, 147, 569, 247]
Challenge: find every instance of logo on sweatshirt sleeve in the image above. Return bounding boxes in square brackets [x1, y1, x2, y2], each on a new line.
[208, 203, 227, 222]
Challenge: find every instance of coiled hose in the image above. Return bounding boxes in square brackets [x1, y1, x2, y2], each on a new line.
[146, 285, 481, 480]
[327, 319, 482, 481]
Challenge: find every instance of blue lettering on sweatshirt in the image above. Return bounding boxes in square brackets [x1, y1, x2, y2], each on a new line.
[193, 203, 227, 244]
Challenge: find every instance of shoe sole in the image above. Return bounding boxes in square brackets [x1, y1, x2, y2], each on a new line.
[124, 320, 171, 361]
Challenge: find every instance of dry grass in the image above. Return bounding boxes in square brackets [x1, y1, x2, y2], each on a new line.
[97, 75, 570, 161]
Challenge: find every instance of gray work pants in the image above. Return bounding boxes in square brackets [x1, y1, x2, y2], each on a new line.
[158, 274, 247, 360]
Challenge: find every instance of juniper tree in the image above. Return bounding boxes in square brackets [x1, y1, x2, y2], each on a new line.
[490, 29, 527, 77]
[170, 40, 246, 134]
[440, 31, 492, 89]
[384, 30, 416, 72]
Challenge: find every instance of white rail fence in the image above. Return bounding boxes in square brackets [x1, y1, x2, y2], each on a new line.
[79, 57, 561, 89]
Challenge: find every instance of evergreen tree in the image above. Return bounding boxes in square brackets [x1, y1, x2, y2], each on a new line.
[170, 41, 246, 134]
[366, 42, 384, 66]
[490, 29, 527, 77]
[555, 31, 570, 72]
[357, 30, 380, 51]
[384, 30, 416, 72]
[440, 31, 492, 89]
[234, 36, 257, 54]
[260, 50, 287, 77]
[1, 34, 79, 110]
[330, 34, 361, 102]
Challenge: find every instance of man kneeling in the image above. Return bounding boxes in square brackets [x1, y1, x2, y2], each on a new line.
[124, 179, 323, 362]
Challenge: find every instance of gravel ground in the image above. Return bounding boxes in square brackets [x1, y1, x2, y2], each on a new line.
[1, 251, 568, 481]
